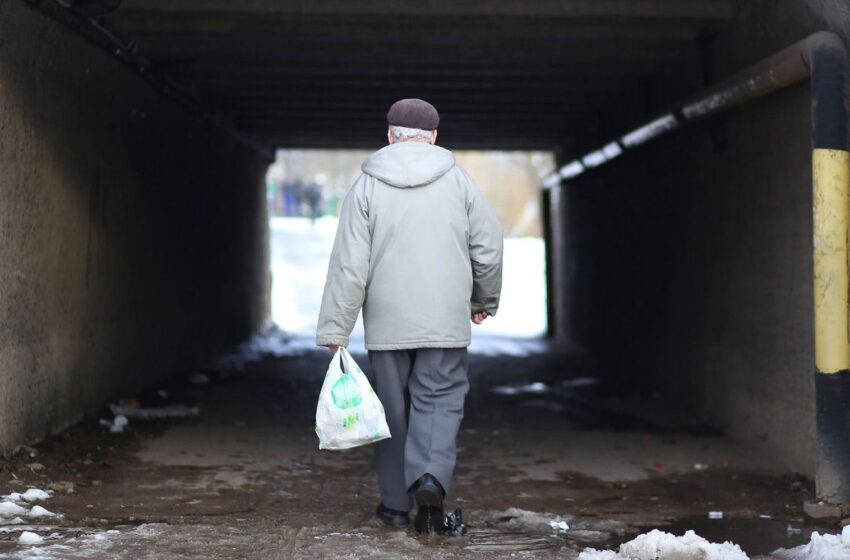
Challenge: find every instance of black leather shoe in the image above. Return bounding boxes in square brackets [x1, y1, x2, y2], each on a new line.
[376, 503, 410, 527]
[411, 473, 445, 533]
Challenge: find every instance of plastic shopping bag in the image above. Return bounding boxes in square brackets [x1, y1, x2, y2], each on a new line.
[315, 348, 391, 450]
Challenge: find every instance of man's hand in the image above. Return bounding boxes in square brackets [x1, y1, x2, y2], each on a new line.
[472, 312, 491, 325]
[326, 345, 340, 353]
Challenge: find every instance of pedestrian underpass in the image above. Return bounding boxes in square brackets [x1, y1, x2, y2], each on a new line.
[2, 1, 850, 558]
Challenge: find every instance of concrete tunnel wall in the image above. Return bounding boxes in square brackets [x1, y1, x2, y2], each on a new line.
[0, 3, 270, 451]
[559, 2, 831, 476]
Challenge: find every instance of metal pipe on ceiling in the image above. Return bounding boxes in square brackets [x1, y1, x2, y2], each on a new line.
[541, 31, 842, 188]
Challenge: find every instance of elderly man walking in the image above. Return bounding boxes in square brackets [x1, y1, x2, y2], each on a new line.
[316, 98, 503, 532]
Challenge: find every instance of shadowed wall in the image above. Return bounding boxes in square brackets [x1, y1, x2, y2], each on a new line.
[0, 2, 270, 451]
[561, 1, 827, 475]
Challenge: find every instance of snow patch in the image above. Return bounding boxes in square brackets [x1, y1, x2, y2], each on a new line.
[27, 506, 58, 518]
[579, 529, 748, 560]
[549, 520, 570, 533]
[17, 531, 43, 545]
[3, 489, 52, 505]
[773, 525, 850, 559]
[0, 501, 27, 516]
[0, 526, 160, 559]
[579, 552, 620, 560]
[20, 489, 51, 502]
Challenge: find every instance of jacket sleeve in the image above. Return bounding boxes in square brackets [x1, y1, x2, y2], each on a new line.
[316, 178, 371, 347]
[466, 176, 504, 316]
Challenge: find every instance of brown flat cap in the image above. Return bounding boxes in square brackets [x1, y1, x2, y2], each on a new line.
[387, 98, 440, 130]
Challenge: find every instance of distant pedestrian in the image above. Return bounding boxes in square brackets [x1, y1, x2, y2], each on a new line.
[305, 175, 324, 223]
[292, 179, 304, 216]
[282, 180, 298, 216]
[316, 98, 504, 532]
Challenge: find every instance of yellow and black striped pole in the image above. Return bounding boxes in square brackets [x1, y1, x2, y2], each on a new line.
[810, 38, 850, 505]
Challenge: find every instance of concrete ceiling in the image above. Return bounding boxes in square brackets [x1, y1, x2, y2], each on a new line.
[93, 0, 734, 150]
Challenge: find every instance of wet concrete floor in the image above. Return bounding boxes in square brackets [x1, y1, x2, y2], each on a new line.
[0, 335, 835, 558]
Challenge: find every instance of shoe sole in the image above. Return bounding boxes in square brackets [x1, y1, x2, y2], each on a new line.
[414, 505, 443, 533]
[414, 487, 443, 533]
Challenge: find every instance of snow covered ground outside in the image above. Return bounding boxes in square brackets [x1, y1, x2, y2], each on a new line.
[269, 216, 547, 352]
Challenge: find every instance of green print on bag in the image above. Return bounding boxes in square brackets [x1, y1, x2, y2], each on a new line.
[342, 413, 359, 429]
[331, 374, 362, 410]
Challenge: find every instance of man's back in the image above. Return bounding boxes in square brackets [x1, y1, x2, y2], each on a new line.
[316, 142, 502, 351]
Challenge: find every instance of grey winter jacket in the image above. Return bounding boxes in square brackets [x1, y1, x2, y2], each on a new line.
[316, 142, 503, 350]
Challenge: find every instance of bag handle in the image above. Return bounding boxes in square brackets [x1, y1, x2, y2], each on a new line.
[338, 349, 347, 374]
[338, 347, 356, 374]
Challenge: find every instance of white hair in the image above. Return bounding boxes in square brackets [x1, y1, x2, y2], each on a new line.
[388, 125, 434, 143]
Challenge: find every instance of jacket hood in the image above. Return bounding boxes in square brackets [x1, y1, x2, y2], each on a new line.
[362, 142, 455, 188]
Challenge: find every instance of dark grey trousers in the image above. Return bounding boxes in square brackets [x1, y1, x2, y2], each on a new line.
[367, 348, 469, 511]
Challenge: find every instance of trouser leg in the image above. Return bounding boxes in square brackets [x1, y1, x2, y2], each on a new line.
[405, 348, 469, 496]
[368, 350, 414, 511]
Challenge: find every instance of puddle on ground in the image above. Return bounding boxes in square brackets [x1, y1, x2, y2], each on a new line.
[661, 516, 815, 556]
